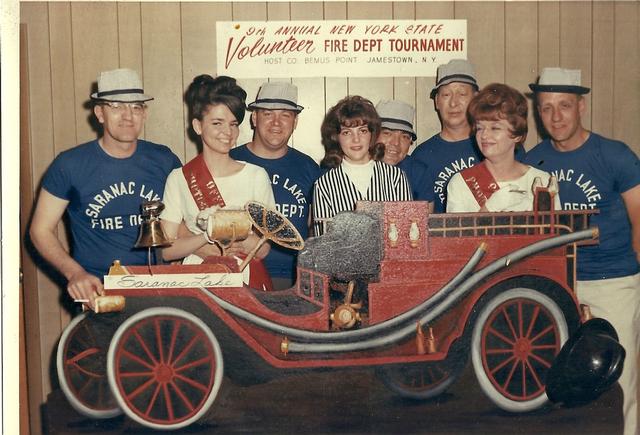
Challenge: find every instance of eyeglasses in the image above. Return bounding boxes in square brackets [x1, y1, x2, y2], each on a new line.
[100, 101, 146, 115]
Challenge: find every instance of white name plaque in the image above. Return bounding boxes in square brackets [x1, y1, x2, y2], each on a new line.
[104, 273, 243, 290]
[217, 19, 467, 78]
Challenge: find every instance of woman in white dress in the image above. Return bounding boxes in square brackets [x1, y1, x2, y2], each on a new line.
[446, 83, 559, 212]
[160, 75, 275, 289]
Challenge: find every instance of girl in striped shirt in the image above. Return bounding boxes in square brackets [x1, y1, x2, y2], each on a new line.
[312, 96, 412, 236]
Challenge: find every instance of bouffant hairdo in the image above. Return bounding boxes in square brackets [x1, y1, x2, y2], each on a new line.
[185, 75, 248, 123]
[467, 83, 528, 146]
[320, 95, 383, 168]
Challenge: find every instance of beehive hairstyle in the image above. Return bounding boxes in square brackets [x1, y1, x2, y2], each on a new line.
[467, 82, 528, 146]
[185, 74, 248, 123]
[320, 95, 383, 168]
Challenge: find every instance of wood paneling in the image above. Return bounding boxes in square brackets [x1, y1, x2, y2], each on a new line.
[323, 1, 348, 132]
[181, 2, 232, 161]
[458, 1, 505, 86]
[591, 1, 615, 138]
[117, 3, 143, 73]
[346, 2, 394, 103]
[391, 2, 416, 111]
[414, 1, 454, 146]
[233, 2, 268, 147]
[49, 3, 77, 151]
[70, 2, 119, 143]
[18, 4, 640, 430]
[559, 1, 592, 128]
[20, 22, 42, 435]
[537, 0, 561, 70]
[291, 2, 326, 162]
[141, 3, 185, 158]
[505, 1, 538, 150]
[613, 1, 640, 153]
[20, 3, 61, 407]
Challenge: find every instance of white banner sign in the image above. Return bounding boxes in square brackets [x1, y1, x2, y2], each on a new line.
[217, 20, 467, 78]
[104, 273, 243, 289]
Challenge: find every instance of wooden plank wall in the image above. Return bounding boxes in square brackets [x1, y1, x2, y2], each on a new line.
[19, 0, 640, 428]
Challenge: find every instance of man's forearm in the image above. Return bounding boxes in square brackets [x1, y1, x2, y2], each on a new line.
[30, 227, 85, 280]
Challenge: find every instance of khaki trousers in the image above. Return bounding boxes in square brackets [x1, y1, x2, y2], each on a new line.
[577, 273, 640, 435]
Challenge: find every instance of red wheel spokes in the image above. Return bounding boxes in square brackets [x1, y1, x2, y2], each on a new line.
[169, 380, 196, 411]
[133, 329, 159, 366]
[482, 298, 560, 401]
[490, 355, 516, 376]
[171, 334, 199, 367]
[126, 377, 156, 401]
[76, 374, 96, 397]
[145, 383, 163, 417]
[501, 306, 518, 343]
[500, 358, 519, 390]
[528, 350, 554, 368]
[66, 347, 104, 378]
[175, 356, 212, 373]
[115, 315, 216, 425]
[518, 301, 524, 338]
[530, 325, 555, 344]
[525, 306, 541, 338]
[487, 326, 515, 346]
[62, 317, 119, 413]
[524, 360, 545, 390]
[163, 384, 175, 421]
[67, 347, 101, 365]
[155, 319, 165, 364]
[174, 373, 210, 393]
[121, 349, 155, 370]
[391, 362, 449, 391]
[119, 371, 154, 378]
[166, 319, 181, 364]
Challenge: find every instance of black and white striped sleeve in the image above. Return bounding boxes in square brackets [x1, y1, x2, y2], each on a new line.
[312, 178, 332, 236]
[395, 167, 413, 201]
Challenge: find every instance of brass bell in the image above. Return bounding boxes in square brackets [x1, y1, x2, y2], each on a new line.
[134, 201, 172, 248]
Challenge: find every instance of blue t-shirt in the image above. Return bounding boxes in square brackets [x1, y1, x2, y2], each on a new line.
[524, 133, 640, 280]
[412, 134, 482, 213]
[230, 144, 321, 280]
[397, 154, 434, 202]
[42, 139, 182, 277]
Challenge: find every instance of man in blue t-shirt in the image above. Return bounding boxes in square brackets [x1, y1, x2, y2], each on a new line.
[525, 67, 640, 435]
[30, 69, 181, 309]
[376, 100, 434, 207]
[230, 82, 320, 289]
[412, 59, 482, 213]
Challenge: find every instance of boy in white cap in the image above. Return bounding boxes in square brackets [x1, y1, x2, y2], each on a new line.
[230, 82, 320, 289]
[525, 67, 640, 435]
[376, 100, 433, 204]
[412, 59, 482, 213]
[30, 68, 181, 309]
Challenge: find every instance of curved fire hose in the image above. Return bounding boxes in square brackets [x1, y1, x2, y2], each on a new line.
[206, 228, 596, 354]
[206, 243, 487, 341]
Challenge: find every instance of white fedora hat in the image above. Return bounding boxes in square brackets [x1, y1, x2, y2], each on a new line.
[529, 67, 590, 95]
[376, 100, 417, 141]
[430, 59, 479, 99]
[90, 68, 153, 102]
[247, 82, 304, 113]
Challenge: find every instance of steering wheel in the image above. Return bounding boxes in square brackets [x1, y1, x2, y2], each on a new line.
[238, 202, 305, 271]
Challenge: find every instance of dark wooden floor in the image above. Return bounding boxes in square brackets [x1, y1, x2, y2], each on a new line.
[44, 362, 622, 434]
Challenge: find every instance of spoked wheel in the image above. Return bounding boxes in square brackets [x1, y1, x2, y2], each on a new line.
[107, 307, 224, 430]
[377, 354, 467, 400]
[472, 287, 568, 413]
[56, 312, 122, 418]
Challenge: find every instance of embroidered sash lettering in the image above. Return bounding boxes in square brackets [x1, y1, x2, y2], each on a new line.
[182, 154, 226, 210]
[461, 161, 499, 207]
